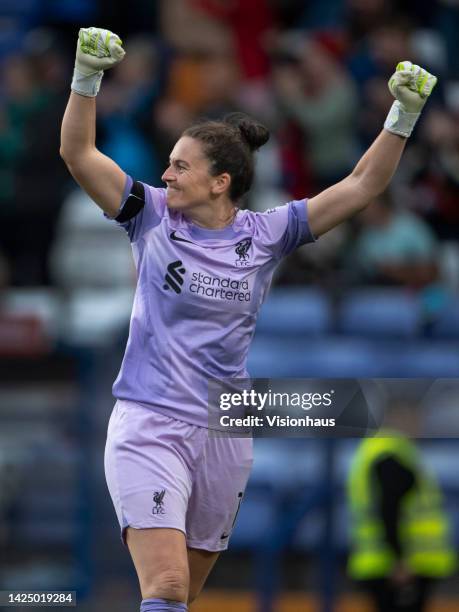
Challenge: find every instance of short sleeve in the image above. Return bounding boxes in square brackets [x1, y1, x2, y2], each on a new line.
[105, 174, 167, 243]
[252, 199, 316, 259]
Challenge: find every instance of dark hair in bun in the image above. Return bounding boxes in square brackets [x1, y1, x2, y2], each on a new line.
[183, 112, 270, 201]
[223, 112, 270, 152]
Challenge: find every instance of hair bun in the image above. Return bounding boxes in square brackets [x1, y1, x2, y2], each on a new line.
[223, 112, 270, 152]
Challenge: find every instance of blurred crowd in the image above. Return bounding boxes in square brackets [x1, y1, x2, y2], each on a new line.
[0, 0, 458, 300]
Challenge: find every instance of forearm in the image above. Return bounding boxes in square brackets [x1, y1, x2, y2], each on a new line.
[60, 92, 97, 162]
[58, 27, 127, 217]
[352, 129, 407, 198]
[61, 27, 125, 163]
[307, 129, 408, 237]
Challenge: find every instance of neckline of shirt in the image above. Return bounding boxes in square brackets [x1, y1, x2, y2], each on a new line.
[182, 210, 245, 241]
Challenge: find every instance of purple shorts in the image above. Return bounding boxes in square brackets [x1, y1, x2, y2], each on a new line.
[104, 400, 253, 552]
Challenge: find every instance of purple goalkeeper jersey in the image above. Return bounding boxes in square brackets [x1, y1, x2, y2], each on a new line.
[107, 175, 315, 427]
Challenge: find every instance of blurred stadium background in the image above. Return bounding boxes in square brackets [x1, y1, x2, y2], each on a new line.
[0, 0, 458, 610]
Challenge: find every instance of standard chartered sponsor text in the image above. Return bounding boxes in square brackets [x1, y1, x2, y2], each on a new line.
[190, 272, 251, 301]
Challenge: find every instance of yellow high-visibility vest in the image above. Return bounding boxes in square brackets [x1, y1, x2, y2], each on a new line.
[347, 431, 456, 580]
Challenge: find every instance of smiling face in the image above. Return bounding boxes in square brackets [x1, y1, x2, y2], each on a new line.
[161, 136, 230, 211]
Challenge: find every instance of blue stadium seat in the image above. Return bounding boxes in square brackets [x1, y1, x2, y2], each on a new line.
[294, 497, 350, 553]
[230, 489, 278, 548]
[234, 440, 329, 550]
[431, 297, 459, 338]
[250, 439, 324, 490]
[391, 343, 459, 376]
[44, 0, 97, 21]
[247, 337, 309, 376]
[298, 338, 395, 377]
[0, 27, 23, 59]
[339, 289, 421, 338]
[248, 337, 399, 377]
[420, 442, 459, 488]
[256, 288, 333, 336]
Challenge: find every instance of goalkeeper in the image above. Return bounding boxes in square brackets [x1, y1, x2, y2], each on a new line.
[60, 27, 437, 612]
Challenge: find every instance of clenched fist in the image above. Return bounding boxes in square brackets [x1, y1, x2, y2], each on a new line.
[384, 61, 437, 138]
[71, 26, 126, 97]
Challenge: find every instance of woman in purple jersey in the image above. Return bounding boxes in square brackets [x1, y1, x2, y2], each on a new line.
[60, 27, 437, 612]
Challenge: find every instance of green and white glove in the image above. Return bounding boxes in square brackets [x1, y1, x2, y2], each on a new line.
[71, 27, 126, 97]
[384, 61, 437, 138]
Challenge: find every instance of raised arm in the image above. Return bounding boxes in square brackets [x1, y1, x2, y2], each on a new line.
[307, 62, 437, 238]
[60, 27, 127, 218]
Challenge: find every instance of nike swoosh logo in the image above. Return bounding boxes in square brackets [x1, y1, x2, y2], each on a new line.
[170, 231, 194, 244]
[220, 533, 229, 540]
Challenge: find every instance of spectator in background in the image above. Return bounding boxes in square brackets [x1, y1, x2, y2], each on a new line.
[96, 0, 158, 39]
[0, 251, 10, 289]
[347, 190, 439, 289]
[0, 55, 37, 282]
[160, 0, 232, 56]
[0, 32, 68, 286]
[347, 18, 414, 92]
[179, 53, 241, 119]
[0, 61, 24, 215]
[402, 108, 459, 241]
[190, 0, 274, 83]
[348, 19, 418, 149]
[345, 0, 393, 46]
[347, 402, 456, 612]
[166, 0, 278, 161]
[346, 189, 453, 327]
[273, 32, 358, 191]
[148, 97, 194, 179]
[363, 19, 414, 71]
[435, 0, 459, 78]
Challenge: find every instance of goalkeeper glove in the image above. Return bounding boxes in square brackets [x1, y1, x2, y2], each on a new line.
[71, 27, 126, 97]
[384, 61, 437, 138]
